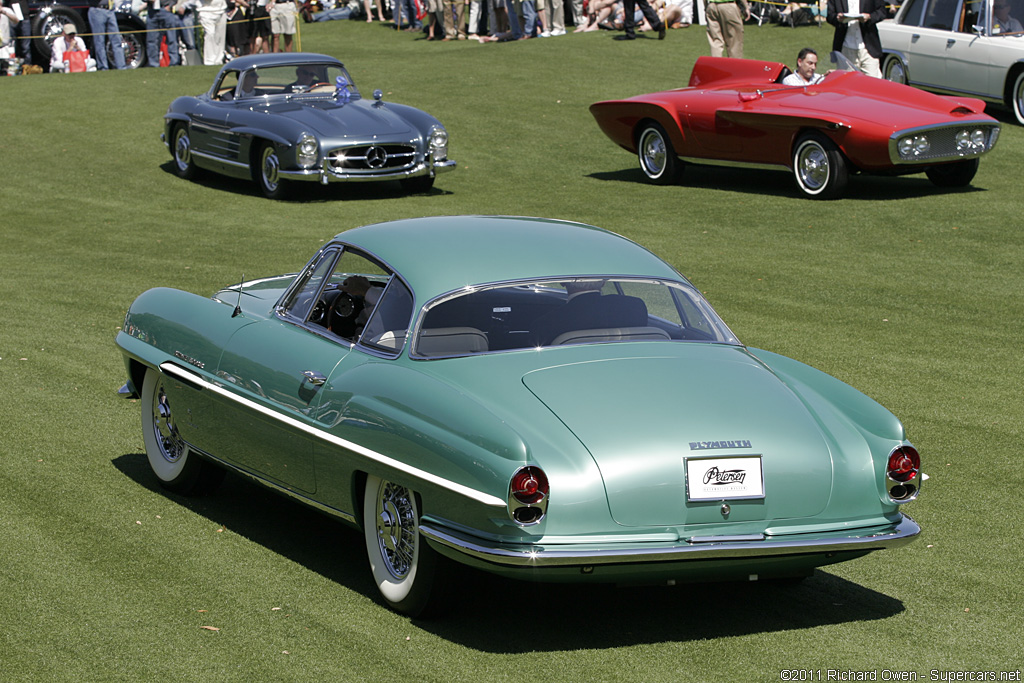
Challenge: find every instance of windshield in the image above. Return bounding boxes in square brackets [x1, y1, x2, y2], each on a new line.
[829, 51, 859, 73]
[229, 63, 360, 100]
[413, 278, 739, 358]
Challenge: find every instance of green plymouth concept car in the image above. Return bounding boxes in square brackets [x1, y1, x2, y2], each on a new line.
[115, 216, 923, 616]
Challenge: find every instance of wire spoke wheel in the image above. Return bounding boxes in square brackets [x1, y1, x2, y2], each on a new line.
[140, 368, 223, 495]
[363, 475, 449, 617]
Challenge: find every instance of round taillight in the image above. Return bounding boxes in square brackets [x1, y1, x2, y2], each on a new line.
[887, 446, 920, 483]
[511, 466, 548, 505]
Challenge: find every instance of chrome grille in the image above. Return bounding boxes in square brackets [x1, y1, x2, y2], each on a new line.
[890, 123, 1000, 164]
[326, 144, 417, 173]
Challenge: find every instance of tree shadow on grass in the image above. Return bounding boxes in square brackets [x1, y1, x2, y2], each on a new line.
[158, 161, 453, 202]
[589, 165, 987, 201]
[113, 452, 905, 652]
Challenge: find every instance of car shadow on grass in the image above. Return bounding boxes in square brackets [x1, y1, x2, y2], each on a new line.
[158, 161, 453, 202]
[589, 166, 987, 201]
[113, 452, 905, 651]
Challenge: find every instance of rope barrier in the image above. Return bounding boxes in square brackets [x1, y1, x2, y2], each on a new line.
[19, 12, 303, 62]
[18, 15, 283, 42]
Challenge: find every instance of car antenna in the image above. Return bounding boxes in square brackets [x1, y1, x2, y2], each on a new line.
[232, 274, 244, 318]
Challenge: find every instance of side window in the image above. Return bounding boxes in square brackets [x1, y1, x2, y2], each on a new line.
[283, 248, 339, 322]
[360, 280, 414, 353]
[325, 248, 405, 350]
[960, 0, 985, 31]
[216, 70, 239, 100]
[924, 0, 960, 29]
[898, 0, 928, 25]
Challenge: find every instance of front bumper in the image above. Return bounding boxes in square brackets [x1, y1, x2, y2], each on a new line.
[281, 158, 457, 184]
[420, 515, 920, 569]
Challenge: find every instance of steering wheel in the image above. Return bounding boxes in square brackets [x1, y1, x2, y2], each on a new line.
[305, 286, 343, 327]
[328, 292, 365, 339]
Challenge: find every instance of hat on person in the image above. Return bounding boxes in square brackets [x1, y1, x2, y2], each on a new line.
[63, 24, 76, 35]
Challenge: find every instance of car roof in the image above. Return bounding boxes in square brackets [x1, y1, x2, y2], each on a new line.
[333, 216, 683, 299]
[221, 52, 344, 73]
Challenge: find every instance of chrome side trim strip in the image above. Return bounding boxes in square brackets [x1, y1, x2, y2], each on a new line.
[192, 149, 250, 169]
[419, 515, 921, 567]
[158, 362, 506, 508]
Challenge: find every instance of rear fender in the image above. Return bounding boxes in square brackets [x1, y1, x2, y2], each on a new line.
[746, 348, 906, 441]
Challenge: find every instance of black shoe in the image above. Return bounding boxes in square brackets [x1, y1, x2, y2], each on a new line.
[616, 33, 637, 39]
[658, 24, 666, 39]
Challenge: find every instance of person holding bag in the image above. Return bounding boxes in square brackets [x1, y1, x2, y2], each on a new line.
[50, 24, 97, 72]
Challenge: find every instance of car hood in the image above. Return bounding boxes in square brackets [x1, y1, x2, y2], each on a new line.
[255, 98, 415, 137]
[717, 70, 992, 128]
[521, 345, 834, 527]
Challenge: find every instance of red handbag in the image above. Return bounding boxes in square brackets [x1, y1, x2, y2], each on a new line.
[65, 49, 89, 73]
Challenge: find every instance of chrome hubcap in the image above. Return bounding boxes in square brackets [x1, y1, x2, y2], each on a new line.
[152, 386, 184, 463]
[261, 147, 280, 191]
[887, 61, 905, 83]
[798, 144, 829, 190]
[175, 131, 191, 169]
[641, 130, 666, 176]
[375, 482, 415, 580]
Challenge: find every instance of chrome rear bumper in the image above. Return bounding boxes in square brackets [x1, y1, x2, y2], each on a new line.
[420, 515, 920, 568]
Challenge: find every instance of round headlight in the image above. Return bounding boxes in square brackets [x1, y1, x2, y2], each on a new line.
[429, 127, 447, 148]
[971, 129, 986, 147]
[297, 134, 318, 167]
[428, 126, 448, 161]
[914, 135, 930, 154]
[898, 137, 914, 157]
[956, 130, 971, 150]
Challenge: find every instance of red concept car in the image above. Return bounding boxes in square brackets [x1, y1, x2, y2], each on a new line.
[590, 53, 1001, 199]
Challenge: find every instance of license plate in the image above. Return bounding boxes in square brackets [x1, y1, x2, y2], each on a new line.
[685, 455, 765, 501]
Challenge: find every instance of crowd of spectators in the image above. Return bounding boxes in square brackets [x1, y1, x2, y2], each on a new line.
[1, 0, 847, 76]
[0, 0, 301, 72]
[337, 0, 696, 40]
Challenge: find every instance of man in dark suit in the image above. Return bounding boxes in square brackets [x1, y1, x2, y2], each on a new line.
[826, 0, 891, 77]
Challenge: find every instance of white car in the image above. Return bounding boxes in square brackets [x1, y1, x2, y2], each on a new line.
[879, 0, 1024, 124]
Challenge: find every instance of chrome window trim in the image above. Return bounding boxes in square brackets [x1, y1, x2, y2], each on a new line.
[159, 361, 506, 508]
[275, 246, 343, 323]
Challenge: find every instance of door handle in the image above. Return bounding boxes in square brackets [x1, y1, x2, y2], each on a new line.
[302, 370, 326, 386]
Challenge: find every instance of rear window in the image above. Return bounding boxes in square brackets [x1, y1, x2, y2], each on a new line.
[413, 278, 739, 358]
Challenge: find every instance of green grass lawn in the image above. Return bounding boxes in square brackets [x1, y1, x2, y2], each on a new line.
[1, 19, 1021, 681]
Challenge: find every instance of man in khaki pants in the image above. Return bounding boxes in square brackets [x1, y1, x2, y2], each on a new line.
[704, 0, 749, 57]
[270, 0, 299, 51]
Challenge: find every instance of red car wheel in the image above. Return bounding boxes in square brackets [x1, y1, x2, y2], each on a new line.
[792, 133, 848, 199]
